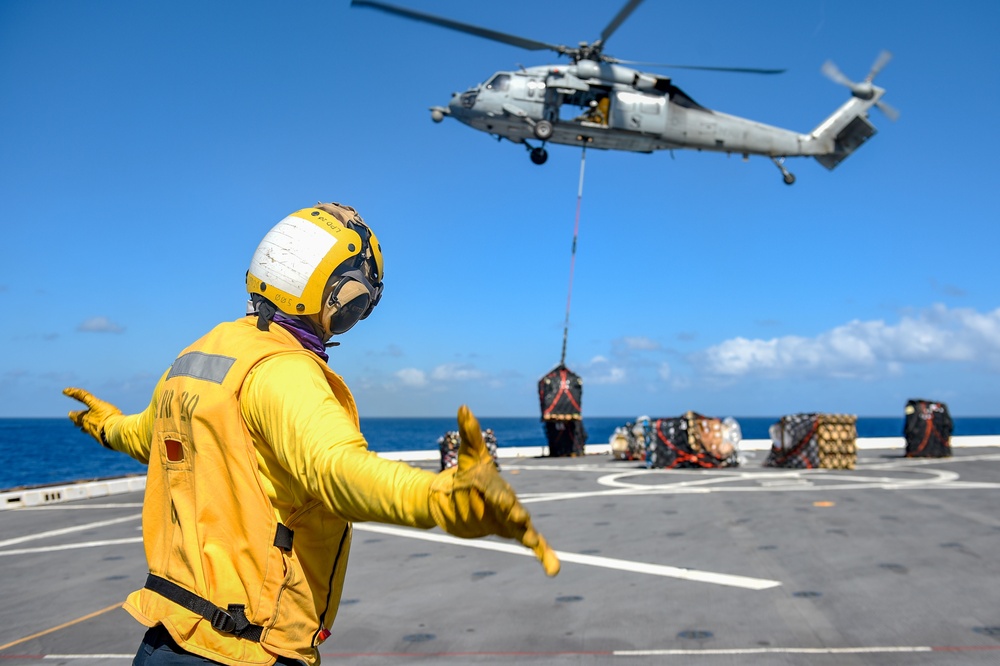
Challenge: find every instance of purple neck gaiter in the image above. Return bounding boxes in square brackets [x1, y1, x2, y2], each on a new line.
[273, 313, 329, 362]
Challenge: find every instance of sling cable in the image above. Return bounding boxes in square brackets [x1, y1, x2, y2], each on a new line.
[537, 147, 587, 457]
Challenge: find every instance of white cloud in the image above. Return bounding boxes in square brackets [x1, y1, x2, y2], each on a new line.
[658, 362, 671, 381]
[77, 316, 125, 333]
[395, 368, 427, 387]
[590, 366, 627, 384]
[430, 363, 484, 382]
[388, 362, 494, 393]
[620, 336, 661, 351]
[700, 304, 1000, 378]
[582, 355, 628, 384]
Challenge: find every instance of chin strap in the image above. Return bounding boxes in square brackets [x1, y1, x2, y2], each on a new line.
[250, 294, 277, 331]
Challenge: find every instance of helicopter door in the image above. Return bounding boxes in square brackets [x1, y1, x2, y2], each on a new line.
[610, 91, 667, 134]
[511, 75, 547, 121]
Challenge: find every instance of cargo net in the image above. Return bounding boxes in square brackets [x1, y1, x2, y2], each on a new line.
[763, 414, 857, 469]
[438, 429, 500, 471]
[538, 364, 583, 420]
[538, 364, 587, 456]
[904, 399, 952, 458]
[645, 413, 741, 469]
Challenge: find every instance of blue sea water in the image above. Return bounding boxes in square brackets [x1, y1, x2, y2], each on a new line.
[1, 416, 998, 491]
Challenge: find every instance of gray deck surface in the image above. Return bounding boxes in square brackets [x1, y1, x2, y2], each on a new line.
[2, 448, 1000, 665]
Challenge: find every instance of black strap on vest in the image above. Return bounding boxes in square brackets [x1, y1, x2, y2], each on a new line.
[143, 522, 294, 641]
[274, 523, 294, 551]
[144, 574, 265, 642]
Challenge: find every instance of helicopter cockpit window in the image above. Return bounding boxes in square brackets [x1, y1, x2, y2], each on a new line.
[485, 74, 511, 92]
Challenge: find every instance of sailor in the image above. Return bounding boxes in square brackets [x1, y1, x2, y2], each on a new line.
[64, 202, 559, 666]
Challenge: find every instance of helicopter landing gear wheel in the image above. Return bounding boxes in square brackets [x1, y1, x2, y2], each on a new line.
[533, 120, 553, 141]
[530, 147, 549, 165]
[771, 156, 796, 186]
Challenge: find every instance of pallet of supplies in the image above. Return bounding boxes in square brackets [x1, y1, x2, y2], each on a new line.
[646, 413, 740, 469]
[438, 429, 500, 471]
[764, 414, 820, 468]
[764, 413, 857, 469]
[817, 414, 857, 469]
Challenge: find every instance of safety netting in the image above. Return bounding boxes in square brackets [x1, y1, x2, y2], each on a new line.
[763, 413, 857, 469]
[645, 412, 741, 469]
[903, 399, 952, 458]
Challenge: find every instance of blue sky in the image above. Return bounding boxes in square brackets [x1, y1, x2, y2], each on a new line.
[2, 1, 998, 419]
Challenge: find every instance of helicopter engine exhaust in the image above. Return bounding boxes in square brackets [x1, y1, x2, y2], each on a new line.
[570, 60, 667, 92]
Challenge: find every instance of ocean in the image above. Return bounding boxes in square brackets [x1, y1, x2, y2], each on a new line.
[2, 416, 999, 491]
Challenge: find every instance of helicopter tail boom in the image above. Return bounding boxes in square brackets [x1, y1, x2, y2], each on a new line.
[810, 96, 880, 170]
[810, 51, 895, 170]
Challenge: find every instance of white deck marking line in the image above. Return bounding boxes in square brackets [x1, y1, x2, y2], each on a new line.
[519, 480, 1000, 504]
[614, 646, 936, 655]
[513, 465, 1000, 503]
[36, 645, 1000, 659]
[43, 655, 133, 659]
[0, 537, 143, 557]
[353, 524, 781, 590]
[20, 503, 144, 510]
[0, 513, 141, 548]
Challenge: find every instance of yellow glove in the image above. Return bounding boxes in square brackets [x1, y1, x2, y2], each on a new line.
[63, 387, 123, 448]
[429, 405, 560, 577]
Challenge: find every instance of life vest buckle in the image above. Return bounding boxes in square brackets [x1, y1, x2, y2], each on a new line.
[210, 607, 237, 634]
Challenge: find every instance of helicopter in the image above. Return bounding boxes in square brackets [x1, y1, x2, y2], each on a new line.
[352, 0, 897, 185]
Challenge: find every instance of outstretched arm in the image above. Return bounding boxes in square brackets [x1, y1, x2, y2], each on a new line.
[245, 355, 559, 576]
[428, 405, 560, 576]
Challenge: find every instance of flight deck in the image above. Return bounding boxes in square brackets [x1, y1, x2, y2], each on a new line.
[2, 445, 999, 665]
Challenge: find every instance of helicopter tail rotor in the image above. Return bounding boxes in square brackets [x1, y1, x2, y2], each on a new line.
[873, 98, 900, 122]
[822, 50, 898, 120]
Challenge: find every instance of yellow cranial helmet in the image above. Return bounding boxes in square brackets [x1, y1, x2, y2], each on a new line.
[247, 203, 383, 337]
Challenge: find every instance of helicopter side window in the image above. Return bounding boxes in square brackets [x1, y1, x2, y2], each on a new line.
[485, 73, 510, 92]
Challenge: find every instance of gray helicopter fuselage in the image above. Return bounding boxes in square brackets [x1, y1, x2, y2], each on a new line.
[354, 0, 891, 181]
[441, 62, 883, 165]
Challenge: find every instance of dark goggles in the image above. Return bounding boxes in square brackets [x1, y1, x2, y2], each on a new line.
[327, 268, 383, 335]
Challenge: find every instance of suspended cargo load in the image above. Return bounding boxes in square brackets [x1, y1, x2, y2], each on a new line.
[763, 413, 857, 469]
[538, 364, 586, 456]
[904, 399, 952, 458]
[538, 364, 583, 420]
[646, 412, 741, 469]
[543, 420, 587, 457]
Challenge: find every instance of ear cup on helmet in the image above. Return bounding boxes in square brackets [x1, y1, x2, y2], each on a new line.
[321, 279, 372, 337]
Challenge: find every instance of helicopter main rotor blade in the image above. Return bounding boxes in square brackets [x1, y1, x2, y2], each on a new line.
[597, 0, 645, 49]
[351, 0, 566, 54]
[612, 59, 785, 75]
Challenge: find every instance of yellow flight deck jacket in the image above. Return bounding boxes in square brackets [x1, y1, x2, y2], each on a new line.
[104, 317, 438, 665]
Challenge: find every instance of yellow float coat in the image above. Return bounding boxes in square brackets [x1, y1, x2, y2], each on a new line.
[104, 317, 437, 665]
